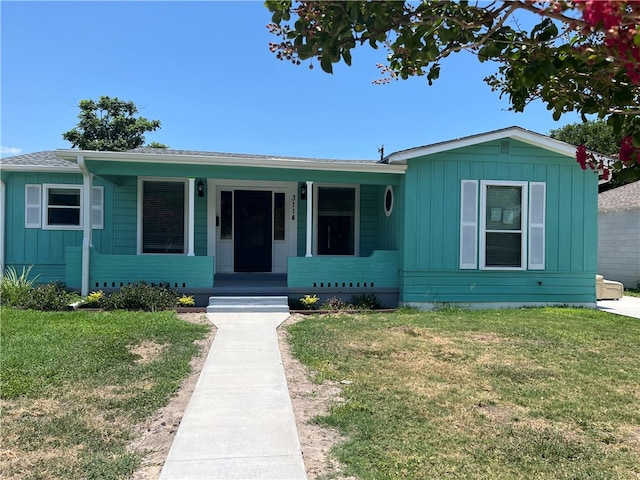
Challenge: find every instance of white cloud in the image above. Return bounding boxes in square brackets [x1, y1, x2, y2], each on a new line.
[1, 146, 22, 156]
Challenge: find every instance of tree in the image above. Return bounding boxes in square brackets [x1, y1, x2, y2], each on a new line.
[266, 1, 640, 177]
[63, 96, 161, 151]
[145, 142, 170, 149]
[550, 120, 638, 190]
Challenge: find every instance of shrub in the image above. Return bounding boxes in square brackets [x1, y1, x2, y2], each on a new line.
[350, 294, 381, 310]
[288, 297, 305, 310]
[17, 282, 76, 311]
[320, 297, 350, 311]
[177, 295, 195, 307]
[1, 265, 38, 307]
[82, 290, 106, 308]
[103, 282, 178, 312]
[300, 294, 319, 310]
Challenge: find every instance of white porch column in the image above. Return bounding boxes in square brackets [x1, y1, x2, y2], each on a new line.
[305, 181, 313, 257]
[187, 178, 195, 256]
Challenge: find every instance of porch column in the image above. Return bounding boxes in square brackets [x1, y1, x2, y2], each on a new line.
[187, 178, 195, 256]
[305, 181, 313, 257]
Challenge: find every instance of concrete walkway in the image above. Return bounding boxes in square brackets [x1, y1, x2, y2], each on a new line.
[158, 312, 307, 480]
[597, 295, 640, 319]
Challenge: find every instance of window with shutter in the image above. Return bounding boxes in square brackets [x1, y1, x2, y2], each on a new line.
[528, 182, 546, 270]
[25, 184, 42, 228]
[459, 180, 478, 269]
[91, 186, 104, 230]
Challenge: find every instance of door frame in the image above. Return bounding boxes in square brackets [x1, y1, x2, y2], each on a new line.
[207, 179, 298, 274]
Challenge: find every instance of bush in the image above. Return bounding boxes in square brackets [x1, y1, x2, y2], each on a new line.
[177, 295, 195, 307]
[82, 290, 106, 308]
[320, 297, 350, 311]
[1, 266, 38, 307]
[103, 282, 178, 312]
[350, 294, 381, 310]
[17, 282, 76, 311]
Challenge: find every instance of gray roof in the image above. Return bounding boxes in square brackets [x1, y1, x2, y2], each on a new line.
[599, 180, 640, 212]
[128, 147, 376, 164]
[0, 150, 78, 169]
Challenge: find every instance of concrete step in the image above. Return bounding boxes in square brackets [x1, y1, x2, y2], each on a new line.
[207, 296, 290, 313]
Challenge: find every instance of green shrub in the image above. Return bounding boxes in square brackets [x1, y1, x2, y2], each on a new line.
[103, 282, 178, 312]
[177, 294, 195, 307]
[300, 294, 319, 310]
[17, 282, 75, 311]
[82, 290, 106, 308]
[350, 294, 381, 310]
[0, 265, 38, 307]
[320, 296, 350, 311]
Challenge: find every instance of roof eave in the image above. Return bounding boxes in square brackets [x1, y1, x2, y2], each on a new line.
[0, 164, 80, 173]
[385, 127, 611, 164]
[55, 150, 407, 174]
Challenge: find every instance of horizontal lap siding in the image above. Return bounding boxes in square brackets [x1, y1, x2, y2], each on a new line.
[401, 271, 595, 303]
[400, 139, 598, 304]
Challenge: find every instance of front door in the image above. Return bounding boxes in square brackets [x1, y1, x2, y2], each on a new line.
[234, 190, 272, 272]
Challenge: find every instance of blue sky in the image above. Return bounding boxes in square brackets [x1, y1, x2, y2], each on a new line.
[1, 1, 582, 160]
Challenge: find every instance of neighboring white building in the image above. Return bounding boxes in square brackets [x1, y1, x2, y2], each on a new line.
[598, 180, 640, 289]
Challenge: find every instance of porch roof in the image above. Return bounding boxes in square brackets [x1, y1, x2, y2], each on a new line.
[55, 148, 407, 174]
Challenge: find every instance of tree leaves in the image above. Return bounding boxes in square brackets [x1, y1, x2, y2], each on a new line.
[62, 96, 161, 151]
[265, 1, 640, 176]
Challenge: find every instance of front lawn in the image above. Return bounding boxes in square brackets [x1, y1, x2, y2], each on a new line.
[0, 308, 210, 480]
[287, 307, 640, 479]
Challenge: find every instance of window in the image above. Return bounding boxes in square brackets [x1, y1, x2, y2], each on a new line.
[274, 192, 285, 241]
[25, 184, 103, 230]
[481, 182, 526, 268]
[47, 187, 81, 227]
[316, 186, 357, 255]
[460, 180, 545, 270]
[141, 180, 186, 254]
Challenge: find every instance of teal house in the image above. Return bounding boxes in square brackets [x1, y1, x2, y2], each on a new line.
[0, 127, 598, 308]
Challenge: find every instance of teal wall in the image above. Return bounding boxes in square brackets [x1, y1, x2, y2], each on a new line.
[399, 139, 598, 305]
[295, 184, 401, 257]
[65, 247, 214, 289]
[2, 171, 88, 283]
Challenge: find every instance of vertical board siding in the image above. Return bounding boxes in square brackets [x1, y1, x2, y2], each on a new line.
[400, 139, 598, 305]
[3, 172, 84, 282]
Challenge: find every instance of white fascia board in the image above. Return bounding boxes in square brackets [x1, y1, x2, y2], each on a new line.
[55, 150, 407, 174]
[385, 127, 614, 164]
[0, 164, 81, 173]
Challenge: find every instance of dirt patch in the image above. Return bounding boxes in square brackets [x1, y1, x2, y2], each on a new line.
[129, 313, 215, 480]
[279, 314, 356, 480]
[129, 312, 352, 480]
[129, 340, 167, 364]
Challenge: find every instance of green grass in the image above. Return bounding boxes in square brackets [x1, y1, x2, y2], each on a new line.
[0, 308, 210, 480]
[287, 308, 640, 479]
[624, 288, 640, 297]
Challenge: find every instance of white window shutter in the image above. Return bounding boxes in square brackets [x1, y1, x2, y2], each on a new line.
[25, 184, 42, 228]
[528, 182, 546, 270]
[460, 180, 478, 269]
[91, 186, 104, 229]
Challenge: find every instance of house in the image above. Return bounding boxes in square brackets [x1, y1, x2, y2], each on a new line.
[0, 127, 599, 309]
[598, 180, 640, 289]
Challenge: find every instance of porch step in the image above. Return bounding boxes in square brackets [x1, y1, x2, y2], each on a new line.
[207, 295, 290, 313]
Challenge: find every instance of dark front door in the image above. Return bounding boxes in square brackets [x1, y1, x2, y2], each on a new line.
[234, 190, 272, 272]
